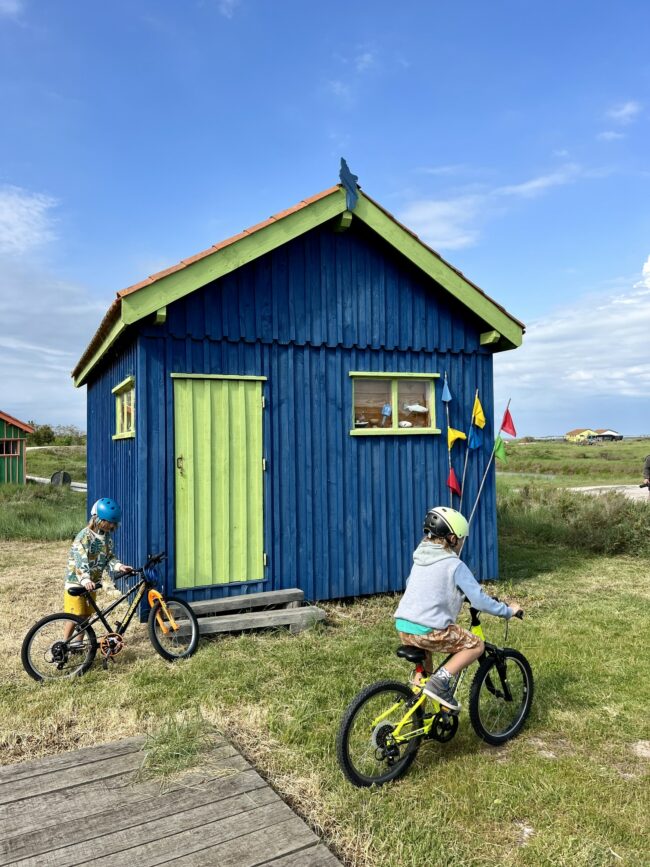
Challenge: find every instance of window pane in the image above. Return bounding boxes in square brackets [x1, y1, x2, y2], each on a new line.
[398, 381, 431, 428]
[353, 379, 392, 429]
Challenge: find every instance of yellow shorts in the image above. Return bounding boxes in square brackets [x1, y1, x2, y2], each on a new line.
[63, 589, 97, 617]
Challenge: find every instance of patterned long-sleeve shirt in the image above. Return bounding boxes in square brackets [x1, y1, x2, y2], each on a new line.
[65, 527, 126, 590]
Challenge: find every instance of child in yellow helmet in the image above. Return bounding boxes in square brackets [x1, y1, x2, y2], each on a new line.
[393, 506, 522, 712]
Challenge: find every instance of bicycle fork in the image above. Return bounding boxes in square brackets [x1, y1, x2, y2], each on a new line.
[147, 590, 179, 634]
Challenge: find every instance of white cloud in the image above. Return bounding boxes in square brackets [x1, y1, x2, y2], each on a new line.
[400, 195, 482, 250]
[218, 0, 239, 19]
[597, 130, 625, 141]
[495, 164, 580, 198]
[401, 164, 580, 250]
[0, 0, 24, 18]
[607, 100, 642, 124]
[355, 50, 375, 72]
[0, 186, 57, 255]
[0, 261, 106, 427]
[494, 257, 650, 434]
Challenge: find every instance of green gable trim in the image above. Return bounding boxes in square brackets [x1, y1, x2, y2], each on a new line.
[480, 330, 501, 345]
[74, 186, 523, 386]
[353, 196, 523, 351]
[120, 190, 347, 327]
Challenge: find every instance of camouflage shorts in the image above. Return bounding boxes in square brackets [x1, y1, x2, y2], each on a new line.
[398, 623, 482, 655]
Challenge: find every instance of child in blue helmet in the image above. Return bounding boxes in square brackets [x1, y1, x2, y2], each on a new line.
[63, 498, 133, 641]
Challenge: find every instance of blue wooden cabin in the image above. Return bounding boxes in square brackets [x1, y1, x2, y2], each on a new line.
[72, 180, 524, 604]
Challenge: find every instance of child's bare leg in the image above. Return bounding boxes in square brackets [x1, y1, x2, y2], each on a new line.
[444, 642, 484, 677]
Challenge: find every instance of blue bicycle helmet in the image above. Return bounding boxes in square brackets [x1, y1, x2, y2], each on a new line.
[94, 497, 121, 524]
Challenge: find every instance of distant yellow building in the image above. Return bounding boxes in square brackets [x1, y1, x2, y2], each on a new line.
[565, 428, 596, 442]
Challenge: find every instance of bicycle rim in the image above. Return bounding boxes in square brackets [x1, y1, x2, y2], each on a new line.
[337, 681, 423, 787]
[470, 651, 533, 744]
[151, 600, 198, 658]
[23, 616, 96, 681]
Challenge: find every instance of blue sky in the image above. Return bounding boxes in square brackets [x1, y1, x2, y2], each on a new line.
[1, 0, 649, 435]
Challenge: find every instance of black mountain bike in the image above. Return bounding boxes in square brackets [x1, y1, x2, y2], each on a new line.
[22, 553, 200, 681]
[337, 605, 533, 787]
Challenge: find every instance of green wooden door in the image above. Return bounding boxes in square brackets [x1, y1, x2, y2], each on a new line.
[173, 376, 265, 589]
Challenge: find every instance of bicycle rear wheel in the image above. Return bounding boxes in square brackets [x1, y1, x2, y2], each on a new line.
[21, 614, 97, 681]
[148, 597, 199, 661]
[469, 648, 533, 745]
[336, 680, 424, 787]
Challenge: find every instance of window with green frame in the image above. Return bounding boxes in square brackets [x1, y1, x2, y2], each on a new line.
[349, 372, 440, 435]
[112, 376, 135, 439]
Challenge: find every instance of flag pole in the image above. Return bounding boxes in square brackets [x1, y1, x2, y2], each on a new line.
[444, 373, 452, 506]
[459, 398, 511, 555]
[459, 387, 477, 514]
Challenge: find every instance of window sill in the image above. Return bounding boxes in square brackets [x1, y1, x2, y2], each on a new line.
[350, 428, 441, 436]
[112, 431, 135, 440]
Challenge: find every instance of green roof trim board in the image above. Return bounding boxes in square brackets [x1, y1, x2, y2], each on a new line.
[72, 184, 524, 387]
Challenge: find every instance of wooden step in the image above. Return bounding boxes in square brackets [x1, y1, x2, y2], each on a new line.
[189, 589, 304, 618]
[197, 605, 326, 636]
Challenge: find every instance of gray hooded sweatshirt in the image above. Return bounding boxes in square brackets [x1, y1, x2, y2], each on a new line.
[394, 541, 512, 631]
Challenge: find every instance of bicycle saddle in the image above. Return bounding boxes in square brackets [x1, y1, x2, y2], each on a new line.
[67, 582, 102, 596]
[396, 645, 426, 664]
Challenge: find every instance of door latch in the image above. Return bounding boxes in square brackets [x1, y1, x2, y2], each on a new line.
[176, 455, 184, 475]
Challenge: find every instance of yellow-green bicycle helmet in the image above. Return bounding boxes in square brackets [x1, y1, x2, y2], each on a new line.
[423, 506, 469, 540]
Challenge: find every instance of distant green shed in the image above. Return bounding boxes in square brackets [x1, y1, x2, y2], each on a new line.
[0, 411, 34, 484]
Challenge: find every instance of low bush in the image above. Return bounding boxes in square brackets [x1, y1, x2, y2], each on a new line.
[498, 484, 650, 557]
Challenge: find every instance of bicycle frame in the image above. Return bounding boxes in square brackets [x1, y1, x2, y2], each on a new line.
[72, 578, 150, 639]
[381, 608, 509, 744]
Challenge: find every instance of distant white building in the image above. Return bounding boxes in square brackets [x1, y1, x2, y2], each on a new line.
[592, 429, 623, 442]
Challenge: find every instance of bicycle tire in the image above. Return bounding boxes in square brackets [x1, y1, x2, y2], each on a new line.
[469, 648, 534, 745]
[147, 597, 199, 661]
[21, 613, 97, 682]
[336, 680, 424, 787]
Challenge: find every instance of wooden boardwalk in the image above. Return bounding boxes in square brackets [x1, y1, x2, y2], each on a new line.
[0, 736, 342, 866]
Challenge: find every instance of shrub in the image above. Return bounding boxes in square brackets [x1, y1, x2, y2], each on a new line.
[498, 485, 650, 557]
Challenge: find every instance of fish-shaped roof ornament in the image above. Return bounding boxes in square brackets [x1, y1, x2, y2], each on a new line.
[339, 158, 359, 210]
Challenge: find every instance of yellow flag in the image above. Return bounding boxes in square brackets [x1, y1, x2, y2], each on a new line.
[472, 395, 486, 429]
[448, 428, 467, 450]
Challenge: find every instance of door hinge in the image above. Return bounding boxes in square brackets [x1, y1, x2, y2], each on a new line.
[262, 458, 267, 471]
[261, 395, 266, 409]
[263, 552, 268, 567]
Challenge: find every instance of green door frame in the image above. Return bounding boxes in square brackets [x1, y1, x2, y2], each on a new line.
[172, 374, 266, 589]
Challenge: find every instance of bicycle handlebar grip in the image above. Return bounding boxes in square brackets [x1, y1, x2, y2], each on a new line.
[514, 610, 524, 620]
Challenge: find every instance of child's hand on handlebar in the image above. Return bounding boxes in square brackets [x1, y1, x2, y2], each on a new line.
[509, 604, 524, 619]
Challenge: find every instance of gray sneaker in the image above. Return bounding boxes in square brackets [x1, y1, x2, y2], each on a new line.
[423, 673, 461, 712]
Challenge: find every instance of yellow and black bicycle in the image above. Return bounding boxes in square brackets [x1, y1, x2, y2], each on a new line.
[336, 604, 533, 787]
[22, 552, 200, 681]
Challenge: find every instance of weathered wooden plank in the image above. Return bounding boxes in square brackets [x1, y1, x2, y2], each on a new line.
[189, 588, 303, 616]
[10, 789, 280, 867]
[83, 795, 285, 867]
[198, 606, 326, 635]
[1, 746, 242, 838]
[0, 766, 265, 866]
[261, 843, 343, 865]
[0, 752, 144, 807]
[0, 737, 145, 785]
[163, 817, 321, 867]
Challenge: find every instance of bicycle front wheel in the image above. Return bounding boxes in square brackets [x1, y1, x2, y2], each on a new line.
[147, 597, 199, 661]
[336, 680, 424, 787]
[469, 649, 534, 745]
[21, 613, 97, 682]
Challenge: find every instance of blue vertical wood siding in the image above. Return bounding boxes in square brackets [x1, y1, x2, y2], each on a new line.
[88, 218, 502, 603]
[86, 339, 139, 570]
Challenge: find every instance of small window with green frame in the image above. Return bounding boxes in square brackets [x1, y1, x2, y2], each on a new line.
[349, 372, 440, 435]
[112, 376, 135, 439]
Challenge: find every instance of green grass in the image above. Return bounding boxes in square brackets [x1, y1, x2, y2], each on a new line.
[26, 446, 87, 482]
[498, 438, 650, 485]
[497, 482, 650, 557]
[2, 533, 648, 866]
[0, 484, 86, 541]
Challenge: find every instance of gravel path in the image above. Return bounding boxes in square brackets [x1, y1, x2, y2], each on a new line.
[569, 484, 650, 503]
